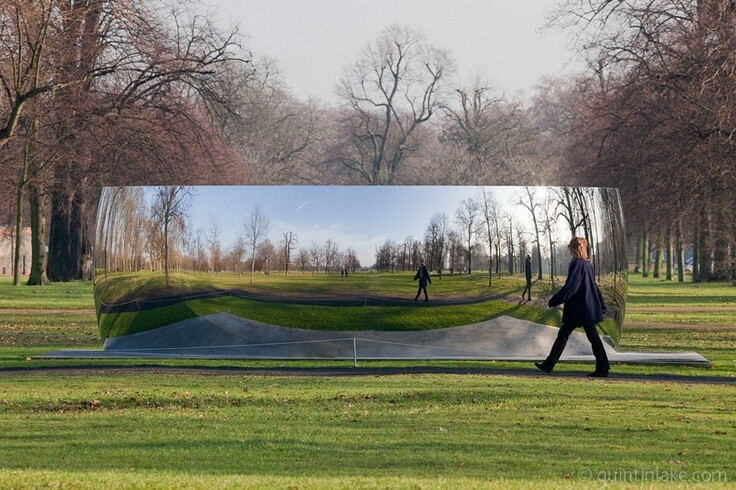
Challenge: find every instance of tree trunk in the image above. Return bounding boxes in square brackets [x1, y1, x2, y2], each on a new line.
[634, 226, 641, 274]
[13, 181, 24, 285]
[692, 212, 700, 282]
[697, 206, 711, 281]
[47, 184, 88, 282]
[487, 241, 493, 287]
[250, 245, 256, 284]
[653, 231, 662, 279]
[665, 226, 673, 281]
[713, 201, 729, 280]
[676, 217, 685, 282]
[642, 230, 649, 278]
[164, 217, 170, 287]
[27, 184, 49, 286]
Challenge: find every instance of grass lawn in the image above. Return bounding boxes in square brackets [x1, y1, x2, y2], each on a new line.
[0, 277, 93, 310]
[0, 373, 734, 488]
[627, 273, 736, 307]
[0, 274, 734, 487]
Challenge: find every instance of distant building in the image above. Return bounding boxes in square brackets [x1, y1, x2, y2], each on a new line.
[0, 227, 31, 277]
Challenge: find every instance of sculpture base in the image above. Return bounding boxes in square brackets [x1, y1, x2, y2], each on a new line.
[39, 313, 710, 367]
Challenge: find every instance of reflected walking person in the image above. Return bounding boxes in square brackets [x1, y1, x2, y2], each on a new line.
[413, 259, 432, 302]
[521, 254, 533, 301]
[535, 237, 611, 377]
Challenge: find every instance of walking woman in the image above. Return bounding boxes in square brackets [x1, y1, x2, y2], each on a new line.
[535, 237, 611, 377]
[413, 258, 431, 302]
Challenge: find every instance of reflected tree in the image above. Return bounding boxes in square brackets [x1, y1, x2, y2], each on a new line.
[454, 198, 479, 274]
[517, 187, 543, 280]
[282, 231, 298, 275]
[151, 186, 194, 287]
[243, 206, 270, 284]
[476, 187, 500, 286]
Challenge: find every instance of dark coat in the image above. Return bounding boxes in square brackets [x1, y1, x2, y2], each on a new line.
[414, 264, 431, 287]
[548, 257, 606, 326]
[525, 257, 532, 281]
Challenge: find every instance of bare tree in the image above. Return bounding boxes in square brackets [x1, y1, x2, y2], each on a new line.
[0, 0, 247, 284]
[206, 213, 221, 273]
[334, 24, 453, 184]
[475, 187, 500, 286]
[256, 239, 276, 274]
[282, 231, 298, 274]
[226, 236, 247, 274]
[151, 186, 194, 287]
[442, 77, 531, 178]
[222, 58, 325, 183]
[323, 239, 339, 273]
[454, 198, 479, 274]
[518, 187, 543, 280]
[541, 189, 559, 282]
[309, 242, 324, 274]
[242, 206, 270, 284]
[296, 248, 311, 273]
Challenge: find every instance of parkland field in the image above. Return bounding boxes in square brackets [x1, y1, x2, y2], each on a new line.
[0, 274, 734, 488]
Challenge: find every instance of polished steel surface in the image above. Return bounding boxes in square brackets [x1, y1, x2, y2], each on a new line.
[94, 186, 627, 345]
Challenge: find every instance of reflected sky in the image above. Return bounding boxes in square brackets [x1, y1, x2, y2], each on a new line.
[161, 185, 566, 265]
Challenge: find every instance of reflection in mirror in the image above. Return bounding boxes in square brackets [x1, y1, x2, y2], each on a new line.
[94, 186, 627, 349]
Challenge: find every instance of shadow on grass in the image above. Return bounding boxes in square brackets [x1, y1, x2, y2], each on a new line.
[2, 364, 734, 385]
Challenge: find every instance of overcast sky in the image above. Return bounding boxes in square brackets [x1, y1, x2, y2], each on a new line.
[213, 0, 580, 103]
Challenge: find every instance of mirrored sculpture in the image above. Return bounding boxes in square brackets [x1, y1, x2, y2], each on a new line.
[93, 186, 627, 358]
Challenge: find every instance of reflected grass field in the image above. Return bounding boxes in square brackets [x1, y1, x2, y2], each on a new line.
[94, 269, 608, 340]
[94, 270, 542, 303]
[98, 296, 573, 339]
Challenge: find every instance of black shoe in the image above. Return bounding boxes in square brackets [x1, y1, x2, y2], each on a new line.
[534, 362, 552, 374]
[587, 371, 609, 378]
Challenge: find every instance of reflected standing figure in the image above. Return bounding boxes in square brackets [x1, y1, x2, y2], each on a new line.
[521, 254, 533, 301]
[413, 258, 431, 302]
[535, 237, 611, 377]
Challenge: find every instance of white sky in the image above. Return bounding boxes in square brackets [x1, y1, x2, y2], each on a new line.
[212, 0, 581, 103]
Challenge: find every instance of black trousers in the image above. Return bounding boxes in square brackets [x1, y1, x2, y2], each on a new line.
[414, 286, 428, 301]
[541, 323, 610, 372]
[522, 280, 532, 299]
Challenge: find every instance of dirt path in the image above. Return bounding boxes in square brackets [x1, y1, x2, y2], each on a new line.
[0, 309, 95, 315]
[1, 364, 733, 385]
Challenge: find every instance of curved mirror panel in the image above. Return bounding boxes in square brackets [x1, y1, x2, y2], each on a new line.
[94, 186, 627, 348]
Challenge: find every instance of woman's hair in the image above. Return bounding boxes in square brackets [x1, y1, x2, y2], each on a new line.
[568, 237, 590, 261]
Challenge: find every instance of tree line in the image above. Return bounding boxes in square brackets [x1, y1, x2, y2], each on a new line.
[95, 186, 362, 286]
[549, 0, 736, 282]
[373, 187, 626, 290]
[4, 2, 733, 285]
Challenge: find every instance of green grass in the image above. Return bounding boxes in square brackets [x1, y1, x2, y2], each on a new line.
[626, 311, 736, 325]
[627, 273, 736, 307]
[0, 312, 98, 347]
[95, 269, 548, 303]
[0, 373, 733, 488]
[98, 296, 571, 339]
[0, 274, 734, 487]
[0, 277, 93, 310]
